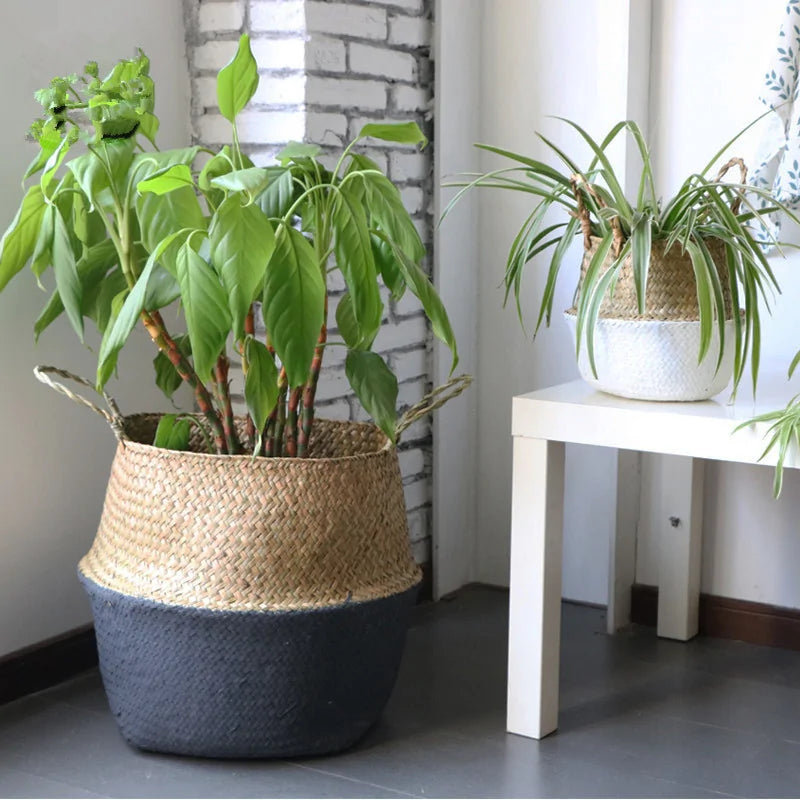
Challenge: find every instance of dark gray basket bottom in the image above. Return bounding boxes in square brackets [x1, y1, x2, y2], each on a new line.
[80, 574, 419, 758]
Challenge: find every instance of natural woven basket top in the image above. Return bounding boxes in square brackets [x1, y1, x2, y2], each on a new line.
[79, 416, 421, 612]
[570, 237, 734, 321]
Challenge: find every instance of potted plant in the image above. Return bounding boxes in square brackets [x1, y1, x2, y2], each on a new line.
[0, 36, 469, 758]
[444, 117, 798, 401]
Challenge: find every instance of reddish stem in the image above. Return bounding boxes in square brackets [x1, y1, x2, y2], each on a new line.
[141, 310, 226, 453]
[242, 307, 256, 450]
[214, 354, 240, 455]
[298, 323, 327, 457]
[285, 387, 302, 458]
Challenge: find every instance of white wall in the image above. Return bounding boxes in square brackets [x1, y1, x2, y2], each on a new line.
[0, 0, 190, 656]
[636, 0, 800, 609]
[432, 0, 482, 596]
[471, 0, 642, 602]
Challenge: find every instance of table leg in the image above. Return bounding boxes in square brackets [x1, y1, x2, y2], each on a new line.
[656, 455, 704, 641]
[607, 450, 641, 634]
[507, 436, 565, 740]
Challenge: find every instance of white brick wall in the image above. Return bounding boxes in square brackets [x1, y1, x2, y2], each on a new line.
[184, 0, 436, 570]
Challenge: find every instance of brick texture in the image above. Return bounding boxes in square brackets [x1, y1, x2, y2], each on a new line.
[183, 0, 435, 567]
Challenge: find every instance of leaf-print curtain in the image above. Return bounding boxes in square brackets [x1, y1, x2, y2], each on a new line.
[750, 0, 800, 244]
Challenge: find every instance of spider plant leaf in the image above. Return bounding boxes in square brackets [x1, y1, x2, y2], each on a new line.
[684, 238, 713, 364]
[535, 215, 581, 335]
[695, 237, 728, 374]
[724, 244, 744, 394]
[474, 144, 573, 186]
[574, 232, 614, 357]
[551, 117, 632, 221]
[630, 214, 652, 314]
[742, 271, 762, 396]
[440, 167, 575, 225]
[698, 105, 779, 178]
[624, 120, 659, 212]
[789, 349, 800, 379]
[584, 246, 629, 378]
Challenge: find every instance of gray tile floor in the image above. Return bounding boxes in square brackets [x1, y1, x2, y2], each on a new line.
[2, 586, 800, 798]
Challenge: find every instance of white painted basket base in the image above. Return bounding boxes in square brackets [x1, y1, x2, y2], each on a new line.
[563, 312, 734, 401]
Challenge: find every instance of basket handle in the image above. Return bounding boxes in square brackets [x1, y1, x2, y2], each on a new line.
[33, 366, 128, 442]
[396, 373, 473, 440]
[715, 157, 748, 214]
[570, 174, 625, 257]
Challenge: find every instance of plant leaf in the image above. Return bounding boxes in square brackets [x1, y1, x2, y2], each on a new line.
[380, 232, 458, 372]
[0, 185, 46, 291]
[345, 350, 398, 442]
[262, 226, 325, 388]
[128, 147, 200, 193]
[349, 153, 425, 262]
[217, 34, 259, 123]
[175, 239, 232, 384]
[371, 232, 405, 299]
[255, 167, 296, 219]
[210, 166, 271, 200]
[153, 335, 191, 399]
[336, 291, 378, 350]
[97, 229, 190, 389]
[356, 121, 427, 148]
[137, 164, 194, 195]
[209, 195, 275, 339]
[630, 214, 652, 313]
[244, 337, 279, 434]
[276, 142, 322, 165]
[51, 208, 83, 342]
[333, 184, 383, 338]
[136, 186, 206, 274]
[153, 414, 192, 451]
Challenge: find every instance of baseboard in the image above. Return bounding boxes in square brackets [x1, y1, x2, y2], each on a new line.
[0, 625, 98, 706]
[631, 583, 800, 651]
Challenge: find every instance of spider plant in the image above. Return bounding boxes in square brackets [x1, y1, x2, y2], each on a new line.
[443, 115, 800, 396]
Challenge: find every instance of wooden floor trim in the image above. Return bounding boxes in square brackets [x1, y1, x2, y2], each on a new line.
[0, 625, 98, 706]
[631, 583, 800, 651]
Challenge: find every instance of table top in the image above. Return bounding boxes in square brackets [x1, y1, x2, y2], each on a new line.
[512, 371, 800, 468]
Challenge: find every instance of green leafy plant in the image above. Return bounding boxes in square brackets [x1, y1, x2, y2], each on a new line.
[444, 116, 800, 396]
[0, 36, 459, 456]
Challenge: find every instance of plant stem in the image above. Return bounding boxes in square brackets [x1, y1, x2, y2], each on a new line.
[141, 310, 227, 453]
[242, 307, 256, 451]
[266, 367, 288, 457]
[274, 381, 287, 457]
[214, 354, 240, 454]
[285, 387, 302, 458]
[298, 321, 327, 457]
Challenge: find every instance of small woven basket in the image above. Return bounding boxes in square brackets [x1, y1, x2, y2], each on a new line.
[571, 236, 733, 322]
[565, 160, 744, 401]
[32, 367, 471, 758]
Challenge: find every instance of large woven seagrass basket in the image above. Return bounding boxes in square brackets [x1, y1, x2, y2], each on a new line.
[564, 236, 735, 401]
[33, 367, 468, 760]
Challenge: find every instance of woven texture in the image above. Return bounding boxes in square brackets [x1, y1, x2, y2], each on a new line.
[572, 237, 733, 321]
[79, 417, 421, 611]
[82, 575, 418, 758]
[564, 312, 734, 401]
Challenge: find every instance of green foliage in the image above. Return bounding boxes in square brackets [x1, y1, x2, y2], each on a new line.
[244, 337, 279, 452]
[345, 350, 398, 442]
[216, 34, 258, 124]
[262, 225, 325, 388]
[0, 34, 459, 457]
[153, 414, 192, 452]
[447, 116, 799, 396]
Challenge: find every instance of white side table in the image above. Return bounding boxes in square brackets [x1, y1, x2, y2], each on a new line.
[508, 378, 799, 740]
